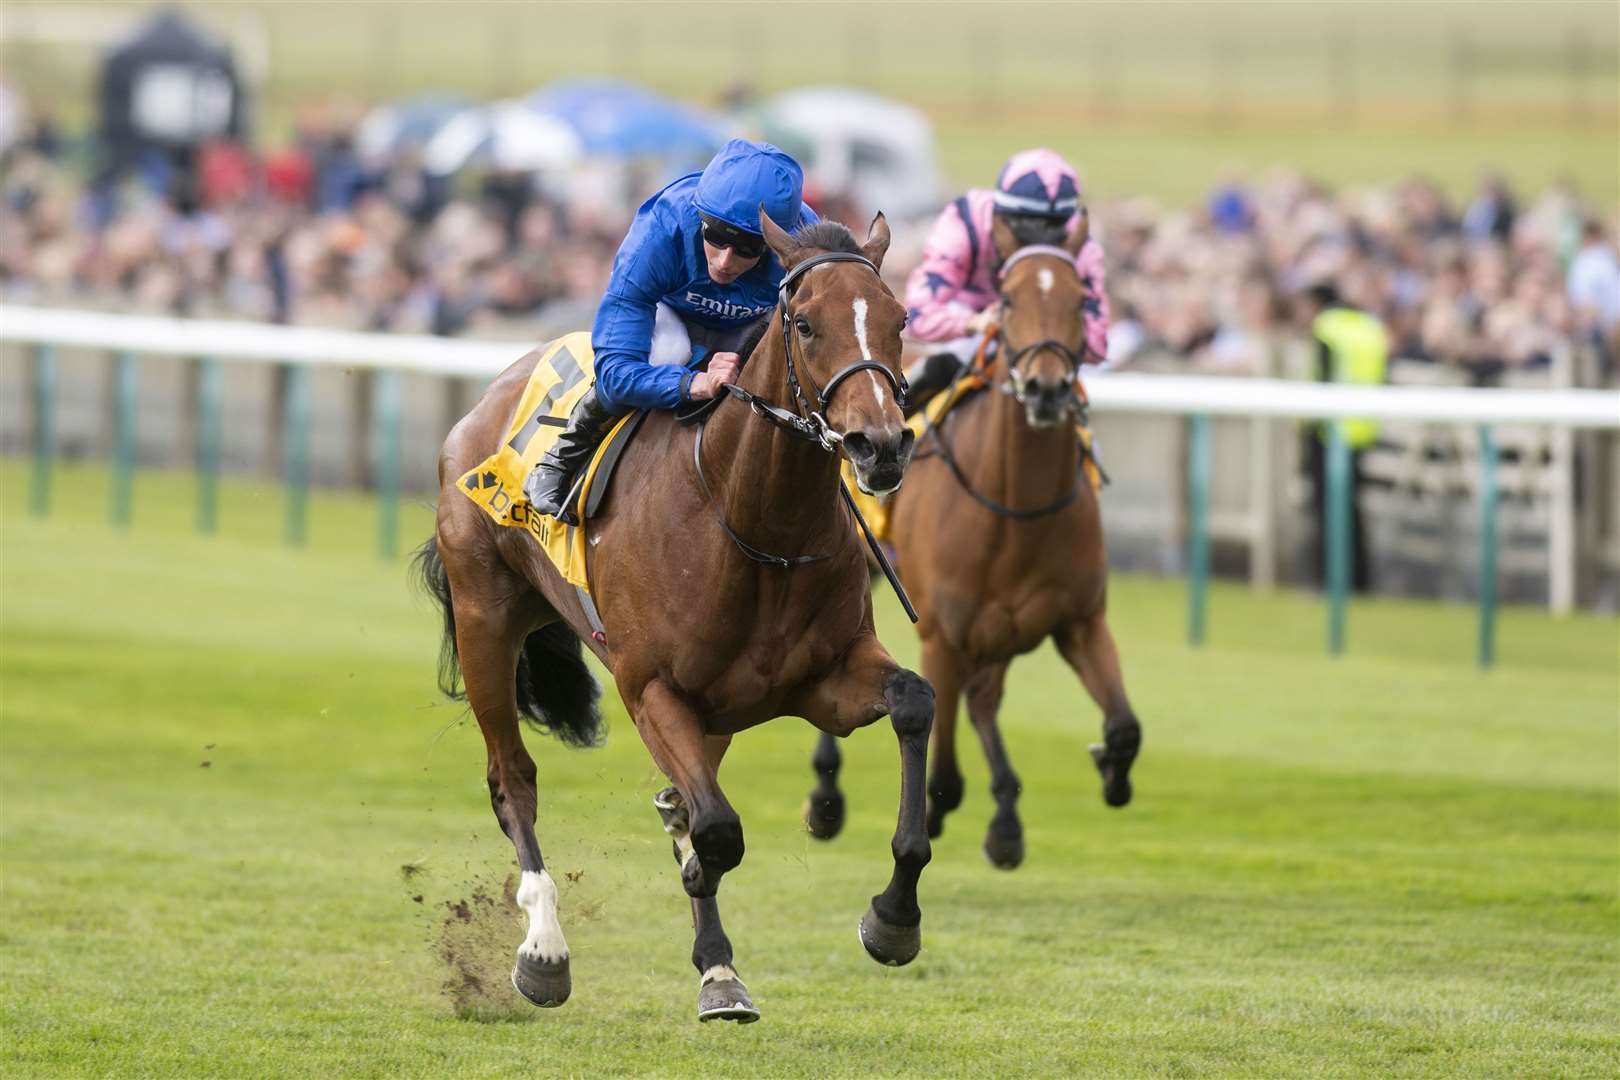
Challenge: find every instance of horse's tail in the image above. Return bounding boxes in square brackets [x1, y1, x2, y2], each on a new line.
[413, 537, 464, 703]
[514, 623, 604, 747]
[413, 537, 605, 749]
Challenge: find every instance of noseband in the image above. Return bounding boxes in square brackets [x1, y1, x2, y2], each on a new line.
[721, 251, 909, 452]
[994, 245, 1087, 405]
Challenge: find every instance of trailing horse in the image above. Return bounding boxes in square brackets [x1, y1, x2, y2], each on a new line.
[422, 211, 933, 1023]
[805, 214, 1142, 869]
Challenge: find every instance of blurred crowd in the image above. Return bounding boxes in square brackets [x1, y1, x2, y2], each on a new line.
[0, 108, 631, 339]
[1106, 171, 1618, 382]
[2, 110, 1616, 383]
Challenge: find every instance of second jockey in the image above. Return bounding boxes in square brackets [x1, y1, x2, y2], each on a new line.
[525, 139, 818, 523]
[902, 147, 1110, 406]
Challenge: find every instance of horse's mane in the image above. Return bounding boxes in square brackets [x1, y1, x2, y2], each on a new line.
[735, 313, 773, 360]
[733, 221, 863, 361]
[792, 220, 862, 255]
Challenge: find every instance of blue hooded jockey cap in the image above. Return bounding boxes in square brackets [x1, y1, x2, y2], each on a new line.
[693, 139, 805, 235]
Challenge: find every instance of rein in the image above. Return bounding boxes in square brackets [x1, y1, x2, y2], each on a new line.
[692, 420, 833, 569]
[923, 383, 1081, 521]
[689, 248, 921, 620]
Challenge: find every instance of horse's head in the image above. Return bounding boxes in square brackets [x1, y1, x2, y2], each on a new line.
[990, 212, 1091, 430]
[759, 209, 914, 496]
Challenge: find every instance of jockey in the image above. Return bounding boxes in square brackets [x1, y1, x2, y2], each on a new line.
[902, 148, 1110, 405]
[525, 139, 818, 523]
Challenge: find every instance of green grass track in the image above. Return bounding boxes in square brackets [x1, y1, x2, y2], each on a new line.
[2, 461, 1616, 1077]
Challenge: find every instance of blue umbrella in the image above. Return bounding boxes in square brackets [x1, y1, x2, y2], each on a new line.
[528, 79, 725, 162]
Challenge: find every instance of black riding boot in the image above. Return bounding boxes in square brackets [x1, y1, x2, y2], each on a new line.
[523, 388, 619, 525]
[900, 352, 965, 417]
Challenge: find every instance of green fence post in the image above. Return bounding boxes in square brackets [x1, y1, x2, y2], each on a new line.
[1325, 420, 1351, 655]
[1477, 425, 1499, 669]
[374, 369, 402, 560]
[284, 364, 312, 547]
[1186, 413, 1211, 646]
[110, 351, 137, 527]
[30, 344, 55, 517]
[195, 357, 223, 535]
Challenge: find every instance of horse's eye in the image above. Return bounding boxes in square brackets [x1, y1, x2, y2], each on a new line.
[795, 317, 812, 337]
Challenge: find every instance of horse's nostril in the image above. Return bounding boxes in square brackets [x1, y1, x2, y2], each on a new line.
[843, 433, 876, 463]
[898, 429, 916, 462]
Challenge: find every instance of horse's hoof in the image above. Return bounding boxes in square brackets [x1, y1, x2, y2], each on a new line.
[698, 975, 760, 1024]
[925, 800, 949, 839]
[983, 825, 1025, 870]
[859, 902, 921, 967]
[511, 952, 570, 1008]
[803, 790, 845, 841]
[1089, 743, 1134, 808]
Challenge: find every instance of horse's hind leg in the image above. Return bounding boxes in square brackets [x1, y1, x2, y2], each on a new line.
[1055, 614, 1141, 808]
[803, 732, 845, 840]
[445, 567, 572, 1006]
[964, 662, 1023, 869]
[637, 682, 756, 1022]
[922, 640, 966, 839]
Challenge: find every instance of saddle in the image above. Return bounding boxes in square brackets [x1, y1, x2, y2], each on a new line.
[457, 333, 645, 595]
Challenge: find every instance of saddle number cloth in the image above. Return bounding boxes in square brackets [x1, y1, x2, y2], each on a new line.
[843, 373, 1102, 543]
[457, 332, 629, 591]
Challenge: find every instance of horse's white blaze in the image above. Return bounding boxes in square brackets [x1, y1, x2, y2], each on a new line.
[852, 297, 887, 408]
[516, 869, 568, 962]
[1038, 267, 1055, 294]
[701, 964, 740, 986]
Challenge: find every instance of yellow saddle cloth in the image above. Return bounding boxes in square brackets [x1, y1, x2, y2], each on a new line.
[843, 372, 1101, 543]
[456, 333, 631, 592]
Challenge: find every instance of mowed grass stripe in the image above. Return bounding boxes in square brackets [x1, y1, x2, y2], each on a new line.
[2, 464, 1616, 1077]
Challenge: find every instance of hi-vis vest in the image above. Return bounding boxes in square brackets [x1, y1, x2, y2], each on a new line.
[1311, 307, 1388, 449]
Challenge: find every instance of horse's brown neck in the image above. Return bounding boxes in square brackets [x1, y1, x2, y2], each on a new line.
[698, 318, 845, 554]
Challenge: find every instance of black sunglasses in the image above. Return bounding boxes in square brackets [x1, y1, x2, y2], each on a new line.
[700, 215, 767, 260]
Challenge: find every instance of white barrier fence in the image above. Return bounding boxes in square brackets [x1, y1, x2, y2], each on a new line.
[5, 304, 1615, 425]
[4, 305, 1617, 664]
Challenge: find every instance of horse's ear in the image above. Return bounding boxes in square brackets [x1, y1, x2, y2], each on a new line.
[990, 212, 1020, 262]
[1064, 206, 1090, 256]
[759, 203, 802, 266]
[861, 212, 891, 270]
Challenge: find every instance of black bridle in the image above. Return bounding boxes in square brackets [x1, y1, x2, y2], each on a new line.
[918, 245, 1095, 521]
[718, 250, 909, 451]
[991, 244, 1088, 406]
[692, 248, 919, 620]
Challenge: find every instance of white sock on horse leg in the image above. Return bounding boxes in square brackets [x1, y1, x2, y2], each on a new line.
[516, 869, 568, 963]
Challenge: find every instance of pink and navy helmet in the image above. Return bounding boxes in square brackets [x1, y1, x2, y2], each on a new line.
[993, 148, 1082, 219]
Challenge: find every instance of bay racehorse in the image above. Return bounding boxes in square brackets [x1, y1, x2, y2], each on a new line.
[417, 212, 933, 1023]
[805, 213, 1142, 869]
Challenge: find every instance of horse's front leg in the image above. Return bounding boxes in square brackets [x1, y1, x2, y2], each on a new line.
[790, 634, 934, 966]
[633, 680, 758, 1022]
[964, 661, 1023, 868]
